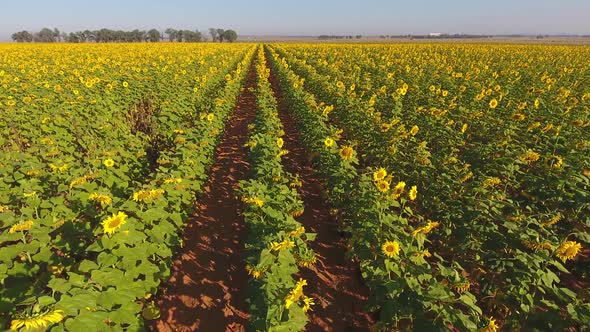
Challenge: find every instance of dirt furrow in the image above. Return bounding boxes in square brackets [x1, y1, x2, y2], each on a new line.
[264, 49, 376, 332]
[149, 61, 258, 332]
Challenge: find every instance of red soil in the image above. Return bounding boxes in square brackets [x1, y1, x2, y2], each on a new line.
[148, 62, 258, 332]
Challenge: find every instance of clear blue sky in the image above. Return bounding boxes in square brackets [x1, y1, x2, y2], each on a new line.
[1, 0, 589, 40]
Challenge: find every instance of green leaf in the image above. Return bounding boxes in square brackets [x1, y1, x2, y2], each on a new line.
[78, 260, 99, 273]
[38, 295, 56, 307]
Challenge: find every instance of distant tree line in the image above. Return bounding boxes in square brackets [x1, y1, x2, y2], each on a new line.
[318, 35, 362, 40]
[11, 27, 238, 43]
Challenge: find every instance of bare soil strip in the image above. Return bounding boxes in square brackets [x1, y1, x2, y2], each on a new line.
[265, 51, 376, 332]
[149, 62, 258, 332]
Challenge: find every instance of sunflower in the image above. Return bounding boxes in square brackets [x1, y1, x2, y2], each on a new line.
[461, 123, 468, 133]
[206, 113, 215, 122]
[381, 240, 400, 258]
[452, 281, 471, 294]
[302, 295, 315, 312]
[9, 220, 34, 234]
[412, 220, 440, 237]
[296, 254, 317, 268]
[322, 105, 334, 116]
[245, 264, 266, 280]
[288, 226, 306, 237]
[103, 159, 115, 167]
[277, 137, 284, 148]
[375, 180, 390, 193]
[373, 168, 387, 181]
[285, 278, 307, 309]
[482, 316, 499, 332]
[88, 193, 112, 208]
[324, 137, 335, 148]
[556, 241, 582, 262]
[391, 181, 406, 199]
[511, 113, 526, 121]
[408, 185, 418, 201]
[483, 177, 501, 188]
[102, 211, 128, 235]
[269, 239, 295, 252]
[242, 196, 264, 207]
[520, 150, 540, 163]
[10, 309, 65, 331]
[489, 98, 498, 109]
[522, 240, 552, 251]
[122, 81, 129, 88]
[339, 146, 354, 161]
[550, 155, 563, 168]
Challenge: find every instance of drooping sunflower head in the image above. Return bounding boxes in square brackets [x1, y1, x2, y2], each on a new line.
[10, 309, 65, 331]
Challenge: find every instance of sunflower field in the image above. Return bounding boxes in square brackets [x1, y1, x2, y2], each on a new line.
[267, 43, 589, 331]
[1, 42, 589, 331]
[0, 43, 255, 330]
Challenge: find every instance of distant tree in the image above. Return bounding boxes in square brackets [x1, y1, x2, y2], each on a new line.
[67, 32, 79, 43]
[147, 29, 160, 42]
[11, 31, 33, 42]
[61, 32, 68, 42]
[216, 28, 225, 42]
[180, 30, 203, 42]
[34, 28, 57, 42]
[355, 35, 362, 39]
[53, 28, 61, 42]
[83, 30, 94, 42]
[223, 29, 237, 43]
[165, 28, 177, 42]
[209, 28, 218, 42]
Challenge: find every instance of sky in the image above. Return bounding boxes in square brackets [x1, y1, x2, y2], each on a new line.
[1, 0, 589, 40]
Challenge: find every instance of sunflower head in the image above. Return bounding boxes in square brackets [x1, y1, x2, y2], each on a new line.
[381, 240, 400, 258]
[373, 168, 387, 181]
[102, 211, 128, 235]
[408, 185, 418, 201]
[556, 241, 582, 262]
[324, 137, 335, 148]
[339, 146, 354, 161]
[375, 180, 390, 193]
[489, 98, 498, 109]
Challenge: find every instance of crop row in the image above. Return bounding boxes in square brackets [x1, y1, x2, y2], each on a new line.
[237, 46, 316, 331]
